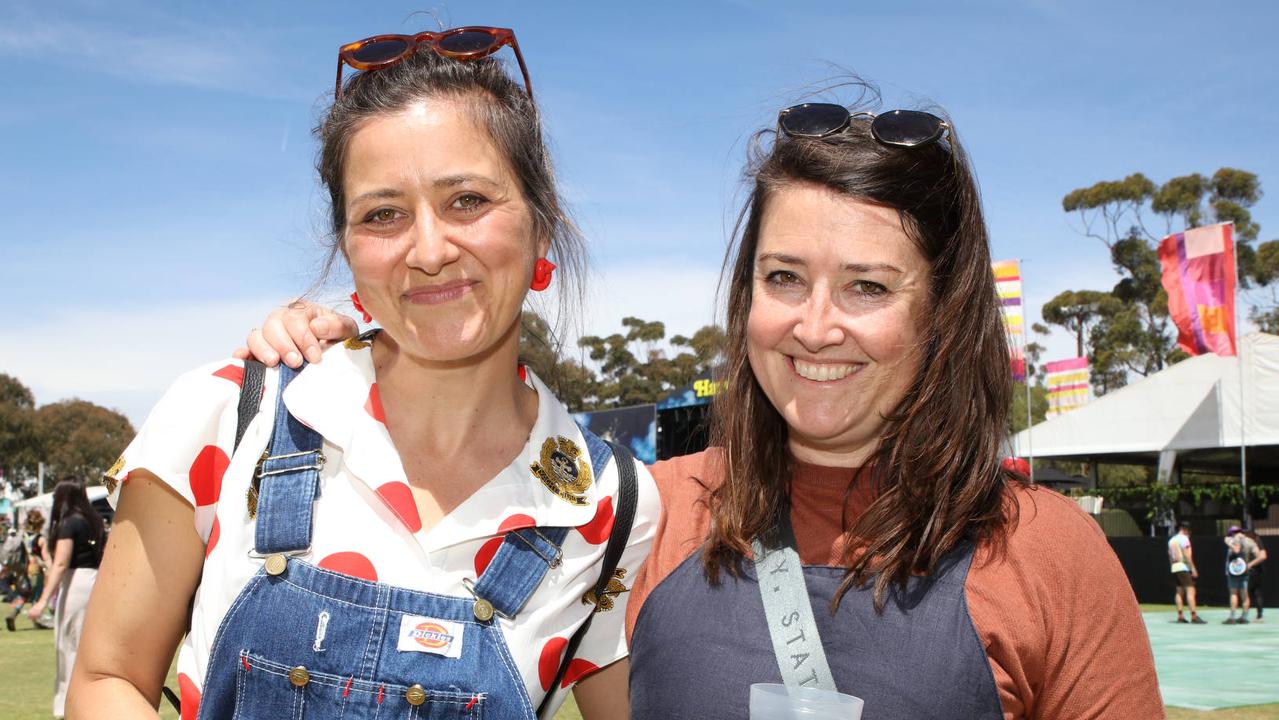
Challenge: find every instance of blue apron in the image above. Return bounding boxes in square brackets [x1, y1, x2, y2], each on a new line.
[197, 365, 601, 720]
[629, 541, 1004, 719]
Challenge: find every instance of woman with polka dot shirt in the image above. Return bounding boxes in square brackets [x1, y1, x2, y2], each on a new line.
[70, 30, 656, 720]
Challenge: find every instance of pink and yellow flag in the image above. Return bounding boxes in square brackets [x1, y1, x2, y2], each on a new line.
[1158, 223, 1236, 357]
[993, 259, 1025, 380]
[1044, 357, 1091, 417]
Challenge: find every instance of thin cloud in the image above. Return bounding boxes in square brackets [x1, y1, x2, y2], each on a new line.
[0, 12, 310, 101]
[1, 297, 290, 424]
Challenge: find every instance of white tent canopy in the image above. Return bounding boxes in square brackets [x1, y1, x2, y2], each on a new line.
[12, 486, 110, 520]
[1013, 332, 1279, 470]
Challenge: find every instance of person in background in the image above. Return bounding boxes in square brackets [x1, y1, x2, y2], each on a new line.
[1169, 522, 1205, 623]
[2, 524, 26, 631]
[2, 509, 52, 631]
[27, 478, 105, 716]
[1243, 529, 1267, 621]
[23, 509, 48, 623]
[1223, 525, 1264, 624]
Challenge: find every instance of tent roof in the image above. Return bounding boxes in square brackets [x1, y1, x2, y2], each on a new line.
[1013, 333, 1279, 468]
[13, 486, 109, 511]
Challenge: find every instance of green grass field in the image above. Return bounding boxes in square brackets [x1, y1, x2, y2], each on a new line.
[3, 608, 1272, 719]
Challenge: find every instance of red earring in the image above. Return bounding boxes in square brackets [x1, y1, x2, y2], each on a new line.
[530, 258, 556, 291]
[350, 292, 373, 323]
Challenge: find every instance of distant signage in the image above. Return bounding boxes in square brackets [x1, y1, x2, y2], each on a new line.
[657, 373, 724, 410]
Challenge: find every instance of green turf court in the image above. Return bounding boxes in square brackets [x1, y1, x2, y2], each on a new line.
[1145, 609, 1279, 712]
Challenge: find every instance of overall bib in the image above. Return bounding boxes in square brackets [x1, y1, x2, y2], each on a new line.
[629, 543, 1003, 720]
[197, 365, 589, 720]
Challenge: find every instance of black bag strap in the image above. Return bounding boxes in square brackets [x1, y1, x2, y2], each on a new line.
[536, 440, 640, 718]
[235, 360, 267, 454]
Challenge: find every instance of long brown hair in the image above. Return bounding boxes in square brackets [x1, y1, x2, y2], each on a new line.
[704, 94, 1024, 609]
[49, 477, 105, 548]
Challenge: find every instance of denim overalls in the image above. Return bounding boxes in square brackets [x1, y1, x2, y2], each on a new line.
[197, 365, 597, 720]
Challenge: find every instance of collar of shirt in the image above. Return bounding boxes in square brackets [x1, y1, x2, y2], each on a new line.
[280, 339, 605, 552]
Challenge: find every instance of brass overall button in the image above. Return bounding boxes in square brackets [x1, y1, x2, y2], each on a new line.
[405, 685, 427, 706]
[264, 554, 288, 576]
[288, 666, 310, 687]
[473, 598, 495, 622]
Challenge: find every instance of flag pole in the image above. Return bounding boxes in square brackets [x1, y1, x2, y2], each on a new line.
[1025, 363, 1034, 482]
[1022, 258, 1034, 483]
[1229, 222, 1248, 526]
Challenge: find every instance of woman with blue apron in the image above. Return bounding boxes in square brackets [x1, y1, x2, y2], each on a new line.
[70, 29, 656, 720]
[622, 101, 1163, 717]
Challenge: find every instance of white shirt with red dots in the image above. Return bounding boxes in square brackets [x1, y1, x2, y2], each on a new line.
[106, 340, 660, 717]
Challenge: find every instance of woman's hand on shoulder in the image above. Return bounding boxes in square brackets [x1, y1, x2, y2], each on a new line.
[232, 300, 360, 368]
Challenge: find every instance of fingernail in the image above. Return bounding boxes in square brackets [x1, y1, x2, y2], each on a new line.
[305, 346, 322, 363]
[286, 351, 302, 367]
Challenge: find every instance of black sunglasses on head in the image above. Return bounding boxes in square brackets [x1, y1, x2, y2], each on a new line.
[778, 103, 949, 148]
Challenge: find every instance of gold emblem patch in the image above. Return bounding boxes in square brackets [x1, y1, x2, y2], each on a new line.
[581, 567, 628, 612]
[343, 337, 371, 350]
[531, 436, 592, 506]
[102, 456, 125, 493]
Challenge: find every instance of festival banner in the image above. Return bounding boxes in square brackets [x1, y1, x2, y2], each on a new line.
[993, 259, 1026, 380]
[1044, 357, 1091, 417]
[656, 372, 723, 410]
[1158, 223, 1236, 357]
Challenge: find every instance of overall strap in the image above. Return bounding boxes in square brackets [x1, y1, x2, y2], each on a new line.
[536, 440, 639, 718]
[471, 525, 572, 619]
[470, 425, 617, 619]
[752, 508, 838, 692]
[253, 363, 325, 555]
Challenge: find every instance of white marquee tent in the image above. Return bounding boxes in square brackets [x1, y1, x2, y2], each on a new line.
[12, 485, 110, 521]
[1013, 332, 1279, 474]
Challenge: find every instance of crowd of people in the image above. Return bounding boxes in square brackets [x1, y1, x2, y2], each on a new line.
[2, 478, 105, 717]
[1168, 521, 1268, 625]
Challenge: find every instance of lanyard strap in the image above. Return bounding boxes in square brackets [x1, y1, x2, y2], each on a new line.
[752, 510, 837, 692]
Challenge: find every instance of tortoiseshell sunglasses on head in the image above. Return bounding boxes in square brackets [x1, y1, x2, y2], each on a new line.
[335, 26, 531, 99]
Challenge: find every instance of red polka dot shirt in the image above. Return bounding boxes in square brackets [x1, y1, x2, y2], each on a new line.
[107, 341, 659, 715]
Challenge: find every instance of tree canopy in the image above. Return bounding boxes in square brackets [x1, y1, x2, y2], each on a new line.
[0, 373, 37, 484]
[576, 316, 724, 410]
[518, 312, 724, 412]
[1057, 167, 1273, 394]
[0, 374, 133, 494]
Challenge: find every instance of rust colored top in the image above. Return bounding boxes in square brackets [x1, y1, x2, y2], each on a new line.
[627, 449, 1164, 720]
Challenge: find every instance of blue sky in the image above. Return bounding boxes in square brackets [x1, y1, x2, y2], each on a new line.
[2, 0, 1277, 425]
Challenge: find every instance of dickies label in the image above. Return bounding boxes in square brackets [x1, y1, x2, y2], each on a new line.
[397, 615, 464, 658]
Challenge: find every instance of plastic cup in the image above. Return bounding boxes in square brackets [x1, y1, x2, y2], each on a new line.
[749, 683, 864, 719]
